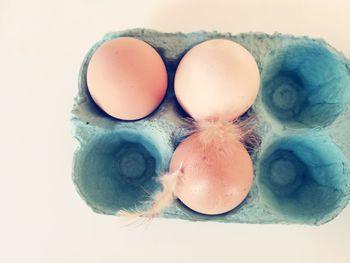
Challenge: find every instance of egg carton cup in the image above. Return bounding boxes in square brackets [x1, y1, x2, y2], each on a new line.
[71, 28, 350, 225]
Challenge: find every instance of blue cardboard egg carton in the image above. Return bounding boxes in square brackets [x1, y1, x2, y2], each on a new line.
[71, 28, 350, 225]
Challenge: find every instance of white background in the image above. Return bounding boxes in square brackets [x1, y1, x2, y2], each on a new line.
[1, 1, 349, 262]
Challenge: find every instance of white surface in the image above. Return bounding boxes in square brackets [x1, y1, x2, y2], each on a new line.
[1, 1, 349, 262]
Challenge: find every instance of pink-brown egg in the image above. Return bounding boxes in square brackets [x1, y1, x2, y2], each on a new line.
[170, 132, 253, 215]
[174, 39, 260, 121]
[87, 37, 168, 120]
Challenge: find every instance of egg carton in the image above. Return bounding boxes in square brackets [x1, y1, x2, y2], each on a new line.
[71, 28, 350, 225]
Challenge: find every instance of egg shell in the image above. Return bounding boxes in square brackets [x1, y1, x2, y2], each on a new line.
[169, 132, 253, 215]
[87, 37, 168, 120]
[174, 39, 260, 121]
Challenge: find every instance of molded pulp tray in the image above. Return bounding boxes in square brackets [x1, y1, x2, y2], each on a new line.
[71, 28, 350, 225]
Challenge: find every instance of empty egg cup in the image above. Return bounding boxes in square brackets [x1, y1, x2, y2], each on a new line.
[71, 29, 350, 224]
[260, 41, 350, 128]
[257, 133, 349, 224]
[73, 127, 173, 214]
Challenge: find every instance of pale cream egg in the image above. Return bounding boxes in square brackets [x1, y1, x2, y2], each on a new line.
[175, 39, 260, 121]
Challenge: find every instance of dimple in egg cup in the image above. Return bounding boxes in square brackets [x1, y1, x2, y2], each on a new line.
[71, 28, 350, 225]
